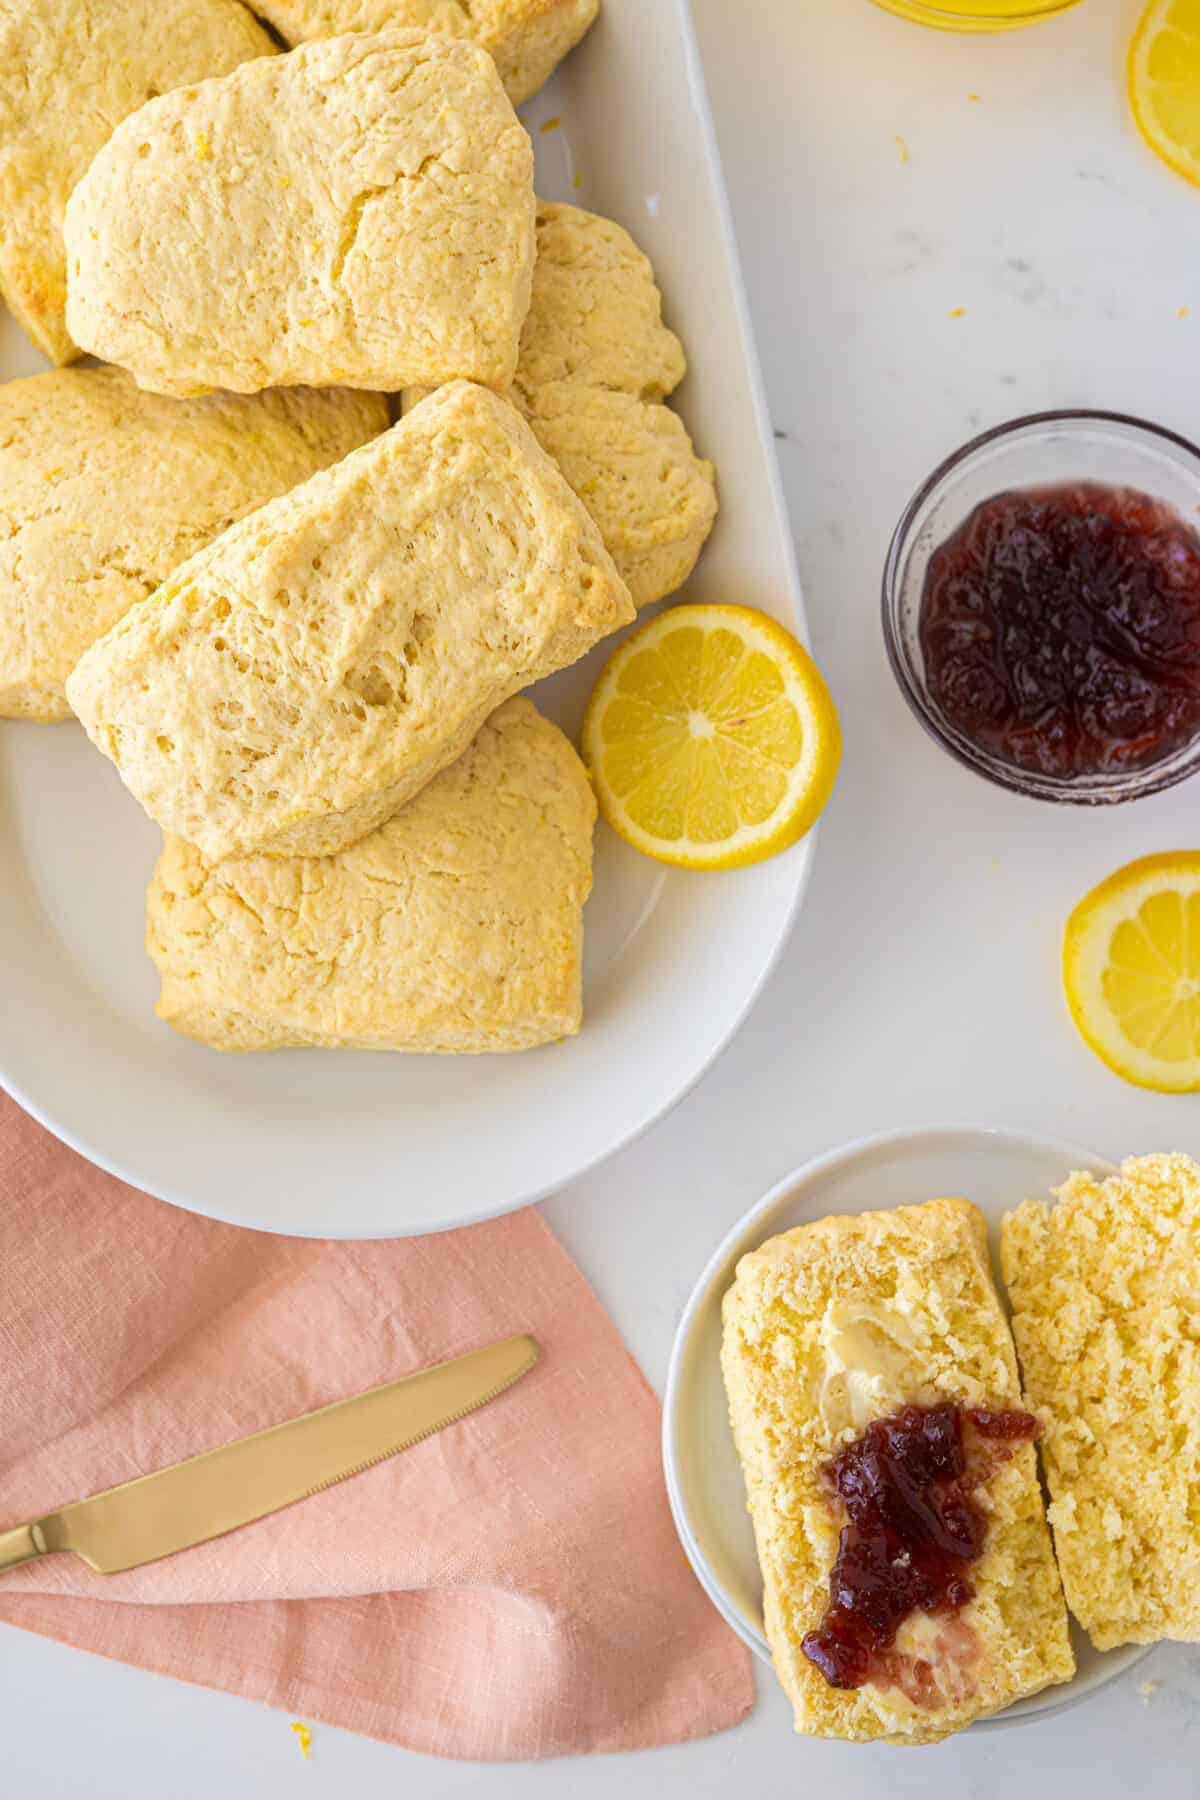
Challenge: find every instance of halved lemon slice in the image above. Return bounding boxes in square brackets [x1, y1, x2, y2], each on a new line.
[1064, 852, 1200, 1090]
[582, 603, 841, 870]
[1129, 0, 1200, 186]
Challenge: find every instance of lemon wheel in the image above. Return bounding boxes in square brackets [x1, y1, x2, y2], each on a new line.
[1064, 852, 1200, 1091]
[1129, 0, 1200, 186]
[581, 603, 841, 871]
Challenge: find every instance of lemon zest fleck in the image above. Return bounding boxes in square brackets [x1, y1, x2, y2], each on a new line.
[290, 1722, 313, 1760]
[894, 135, 910, 164]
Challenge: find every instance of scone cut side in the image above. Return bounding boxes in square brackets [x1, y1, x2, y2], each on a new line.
[64, 31, 536, 397]
[1001, 1153, 1200, 1651]
[66, 381, 633, 862]
[0, 367, 386, 721]
[0, 0, 274, 365]
[147, 698, 596, 1054]
[249, 0, 600, 106]
[721, 1198, 1074, 1745]
[405, 200, 718, 609]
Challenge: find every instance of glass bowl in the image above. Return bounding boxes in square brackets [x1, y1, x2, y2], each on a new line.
[867, 0, 1081, 28]
[881, 409, 1200, 805]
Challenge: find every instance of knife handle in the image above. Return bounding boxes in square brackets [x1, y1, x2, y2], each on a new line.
[0, 1522, 45, 1573]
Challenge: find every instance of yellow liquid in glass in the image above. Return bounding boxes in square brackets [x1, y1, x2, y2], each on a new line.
[869, 0, 1082, 28]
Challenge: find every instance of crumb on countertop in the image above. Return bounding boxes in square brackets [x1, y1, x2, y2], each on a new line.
[539, 115, 561, 133]
[291, 1721, 313, 1759]
[1138, 1681, 1159, 1702]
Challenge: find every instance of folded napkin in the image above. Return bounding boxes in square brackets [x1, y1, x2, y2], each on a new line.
[0, 1092, 753, 1759]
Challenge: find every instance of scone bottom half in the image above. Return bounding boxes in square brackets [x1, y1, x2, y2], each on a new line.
[720, 1197, 1074, 1745]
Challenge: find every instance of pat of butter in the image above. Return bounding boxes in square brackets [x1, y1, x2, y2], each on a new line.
[817, 1301, 917, 1435]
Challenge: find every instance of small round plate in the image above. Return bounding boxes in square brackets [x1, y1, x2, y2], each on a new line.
[663, 1124, 1149, 1728]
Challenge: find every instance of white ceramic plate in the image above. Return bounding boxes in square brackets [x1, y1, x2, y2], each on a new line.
[663, 1125, 1149, 1729]
[0, 0, 814, 1236]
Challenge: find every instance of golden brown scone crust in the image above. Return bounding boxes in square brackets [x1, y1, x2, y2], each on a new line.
[64, 31, 536, 397]
[67, 381, 633, 862]
[407, 201, 716, 608]
[0, 367, 386, 721]
[1002, 1153, 1200, 1651]
[0, 0, 273, 365]
[251, 0, 599, 106]
[721, 1198, 1074, 1745]
[147, 698, 595, 1054]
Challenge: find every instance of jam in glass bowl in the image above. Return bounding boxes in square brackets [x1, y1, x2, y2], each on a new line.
[882, 411, 1200, 804]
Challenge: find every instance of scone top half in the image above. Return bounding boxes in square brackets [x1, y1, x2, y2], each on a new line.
[66, 381, 633, 863]
[64, 30, 536, 397]
[721, 1198, 1073, 1745]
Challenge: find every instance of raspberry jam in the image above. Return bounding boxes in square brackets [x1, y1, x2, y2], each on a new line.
[801, 1403, 1038, 1692]
[919, 482, 1200, 779]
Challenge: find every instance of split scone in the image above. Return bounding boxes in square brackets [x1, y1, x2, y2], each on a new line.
[67, 382, 633, 863]
[250, 0, 599, 107]
[0, 0, 273, 365]
[1002, 1154, 1200, 1651]
[721, 1199, 1074, 1745]
[407, 202, 717, 608]
[64, 32, 536, 398]
[147, 698, 594, 1054]
[0, 367, 386, 722]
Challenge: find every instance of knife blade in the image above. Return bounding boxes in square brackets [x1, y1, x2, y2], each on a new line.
[0, 1333, 537, 1576]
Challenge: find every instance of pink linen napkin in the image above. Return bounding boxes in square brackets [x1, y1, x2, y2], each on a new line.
[0, 1092, 754, 1760]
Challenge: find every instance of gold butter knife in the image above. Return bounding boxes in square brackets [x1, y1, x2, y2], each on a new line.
[0, 1333, 537, 1576]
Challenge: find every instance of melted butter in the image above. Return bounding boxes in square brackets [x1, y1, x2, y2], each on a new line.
[817, 1301, 918, 1435]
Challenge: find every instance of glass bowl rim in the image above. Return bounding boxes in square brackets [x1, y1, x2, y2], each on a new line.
[871, 0, 1082, 21]
[880, 407, 1200, 805]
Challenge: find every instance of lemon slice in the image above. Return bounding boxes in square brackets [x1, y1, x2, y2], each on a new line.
[1129, 0, 1200, 186]
[582, 603, 841, 870]
[1064, 852, 1200, 1090]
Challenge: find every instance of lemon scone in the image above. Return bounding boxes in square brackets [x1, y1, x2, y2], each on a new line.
[1002, 1154, 1200, 1650]
[0, 367, 386, 722]
[64, 32, 536, 398]
[67, 382, 633, 862]
[721, 1199, 1074, 1745]
[147, 698, 594, 1054]
[250, 0, 599, 106]
[0, 0, 273, 366]
[407, 201, 717, 608]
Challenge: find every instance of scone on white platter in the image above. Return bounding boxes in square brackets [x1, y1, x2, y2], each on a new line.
[406, 201, 717, 609]
[0, 366, 385, 721]
[0, 0, 273, 365]
[64, 31, 536, 397]
[147, 698, 595, 1055]
[67, 381, 633, 862]
[250, 0, 599, 106]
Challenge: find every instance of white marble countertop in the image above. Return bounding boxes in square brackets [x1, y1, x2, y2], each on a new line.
[6, 0, 1200, 1789]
